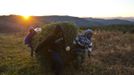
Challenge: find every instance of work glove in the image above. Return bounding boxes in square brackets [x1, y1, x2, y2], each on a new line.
[34, 27, 42, 32]
[65, 46, 70, 51]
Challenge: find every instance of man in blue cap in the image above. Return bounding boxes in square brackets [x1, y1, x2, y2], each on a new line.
[73, 29, 93, 68]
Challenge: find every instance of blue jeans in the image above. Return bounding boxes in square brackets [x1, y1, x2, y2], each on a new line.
[51, 52, 63, 75]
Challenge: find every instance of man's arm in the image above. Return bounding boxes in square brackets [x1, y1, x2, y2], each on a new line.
[87, 42, 93, 57]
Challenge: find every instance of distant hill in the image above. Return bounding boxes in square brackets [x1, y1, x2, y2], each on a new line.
[101, 17, 134, 22]
[34, 16, 98, 27]
[0, 15, 98, 32]
[114, 17, 134, 22]
[0, 15, 134, 33]
[83, 18, 134, 26]
[0, 15, 24, 33]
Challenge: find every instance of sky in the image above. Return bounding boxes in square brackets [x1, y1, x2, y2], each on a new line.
[0, 0, 134, 18]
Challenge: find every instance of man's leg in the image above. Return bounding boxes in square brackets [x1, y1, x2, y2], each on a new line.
[51, 52, 63, 75]
[28, 44, 34, 57]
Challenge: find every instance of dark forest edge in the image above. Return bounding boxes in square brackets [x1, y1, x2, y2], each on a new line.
[81, 24, 134, 33]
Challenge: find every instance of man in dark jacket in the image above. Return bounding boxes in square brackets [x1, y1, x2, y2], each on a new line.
[37, 25, 65, 75]
[47, 25, 64, 75]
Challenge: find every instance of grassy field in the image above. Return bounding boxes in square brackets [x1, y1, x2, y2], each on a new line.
[0, 33, 43, 75]
[0, 29, 134, 75]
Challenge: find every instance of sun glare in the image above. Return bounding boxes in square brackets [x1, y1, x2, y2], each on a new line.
[22, 15, 30, 20]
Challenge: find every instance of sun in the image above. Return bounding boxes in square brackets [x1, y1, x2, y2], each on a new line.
[22, 15, 31, 20]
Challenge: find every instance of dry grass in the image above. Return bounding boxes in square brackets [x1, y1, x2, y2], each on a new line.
[90, 31, 134, 75]
[0, 29, 134, 75]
